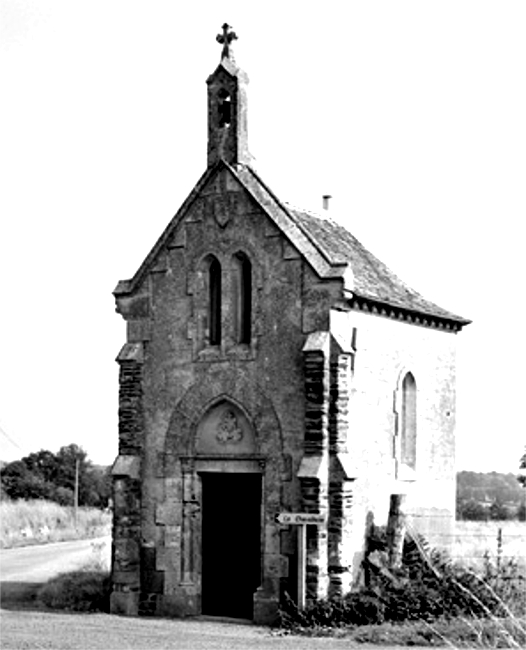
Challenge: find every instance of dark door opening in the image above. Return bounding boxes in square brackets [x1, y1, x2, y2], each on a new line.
[201, 472, 262, 619]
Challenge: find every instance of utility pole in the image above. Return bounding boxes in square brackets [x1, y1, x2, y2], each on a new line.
[74, 457, 79, 527]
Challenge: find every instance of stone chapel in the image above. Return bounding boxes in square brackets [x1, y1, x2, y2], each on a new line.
[110, 25, 470, 623]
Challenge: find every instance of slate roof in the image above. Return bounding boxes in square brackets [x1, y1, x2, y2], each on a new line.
[115, 161, 470, 328]
[237, 165, 470, 327]
[287, 206, 470, 325]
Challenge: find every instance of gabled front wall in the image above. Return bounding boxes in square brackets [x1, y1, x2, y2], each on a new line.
[111, 166, 343, 621]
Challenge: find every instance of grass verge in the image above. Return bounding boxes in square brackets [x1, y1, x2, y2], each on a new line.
[37, 540, 111, 613]
[38, 570, 111, 612]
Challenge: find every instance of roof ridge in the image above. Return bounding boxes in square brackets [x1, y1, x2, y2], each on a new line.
[282, 203, 348, 267]
[228, 164, 344, 280]
[243, 166, 298, 220]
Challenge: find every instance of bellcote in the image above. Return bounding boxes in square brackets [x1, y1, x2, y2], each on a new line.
[207, 24, 251, 168]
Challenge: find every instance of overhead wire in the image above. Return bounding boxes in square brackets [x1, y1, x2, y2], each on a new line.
[0, 422, 24, 451]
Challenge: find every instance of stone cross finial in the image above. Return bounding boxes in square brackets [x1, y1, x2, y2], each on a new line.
[216, 23, 237, 60]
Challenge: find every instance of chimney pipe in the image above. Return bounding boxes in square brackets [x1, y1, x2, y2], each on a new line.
[322, 195, 332, 211]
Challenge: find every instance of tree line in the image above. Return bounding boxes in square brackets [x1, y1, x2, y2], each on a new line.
[456, 469, 525, 521]
[1, 445, 524, 517]
[0, 444, 111, 508]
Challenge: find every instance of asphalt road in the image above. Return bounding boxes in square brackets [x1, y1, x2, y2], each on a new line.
[0, 539, 410, 649]
[0, 536, 111, 583]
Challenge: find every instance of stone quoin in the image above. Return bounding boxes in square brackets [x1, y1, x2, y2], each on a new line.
[110, 24, 470, 623]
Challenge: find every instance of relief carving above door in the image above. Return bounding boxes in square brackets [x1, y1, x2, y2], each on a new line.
[195, 400, 256, 454]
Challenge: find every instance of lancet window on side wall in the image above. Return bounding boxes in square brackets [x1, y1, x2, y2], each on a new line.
[400, 372, 417, 470]
[231, 252, 252, 345]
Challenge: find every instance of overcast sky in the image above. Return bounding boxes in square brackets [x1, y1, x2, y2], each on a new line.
[1, 1, 524, 472]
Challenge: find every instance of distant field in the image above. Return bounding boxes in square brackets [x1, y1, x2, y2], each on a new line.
[0, 499, 111, 548]
[452, 520, 526, 567]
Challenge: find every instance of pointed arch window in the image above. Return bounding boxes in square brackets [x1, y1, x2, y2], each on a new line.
[208, 257, 222, 345]
[400, 372, 417, 470]
[231, 252, 252, 344]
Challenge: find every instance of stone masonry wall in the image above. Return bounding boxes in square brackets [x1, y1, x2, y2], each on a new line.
[118, 358, 144, 455]
[111, 348, 144, 616]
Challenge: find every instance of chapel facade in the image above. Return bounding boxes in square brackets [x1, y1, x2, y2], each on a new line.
[110, 25, 470, 623]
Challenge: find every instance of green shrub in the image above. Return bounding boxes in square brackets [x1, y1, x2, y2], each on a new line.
[38, 570, 111, 612]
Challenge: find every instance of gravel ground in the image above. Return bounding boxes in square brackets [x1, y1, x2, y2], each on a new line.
[0, 609, 364, 650]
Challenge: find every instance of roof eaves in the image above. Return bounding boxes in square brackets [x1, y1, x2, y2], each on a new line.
[350, 293, 472, 329]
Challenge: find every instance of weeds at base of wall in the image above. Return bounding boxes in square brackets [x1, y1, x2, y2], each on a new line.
[277, 528, 526, 647]
[274, 617, 526, 647]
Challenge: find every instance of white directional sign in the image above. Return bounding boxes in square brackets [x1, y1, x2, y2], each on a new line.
[276, 512, 326, 609]
[276, 512, 325, 525]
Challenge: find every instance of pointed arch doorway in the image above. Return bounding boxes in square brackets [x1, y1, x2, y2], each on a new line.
[196, 400, 263, 619]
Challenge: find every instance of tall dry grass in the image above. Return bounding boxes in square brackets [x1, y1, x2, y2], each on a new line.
[278, 525, 526, 647]
[0, 499, 111, 548]
[453, 521, 526, 569]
